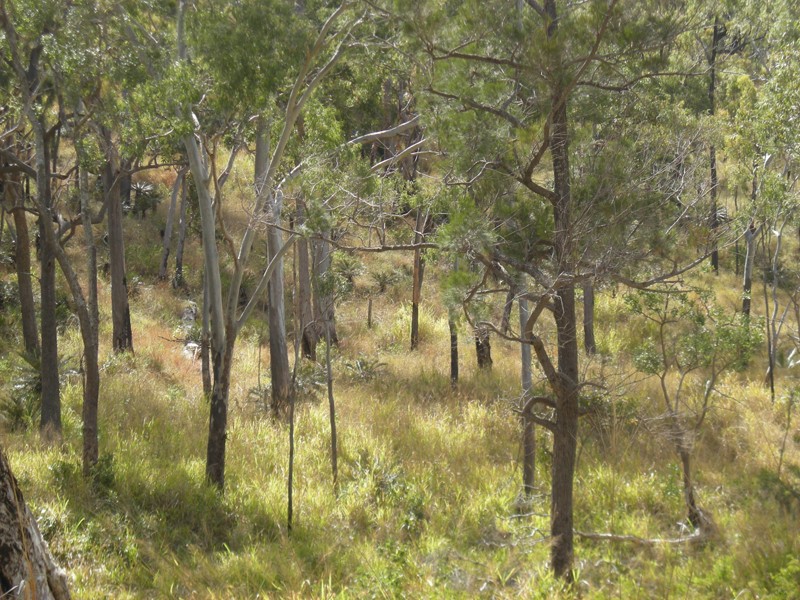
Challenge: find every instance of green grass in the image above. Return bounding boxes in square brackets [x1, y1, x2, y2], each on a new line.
[1, 203, 800, 599]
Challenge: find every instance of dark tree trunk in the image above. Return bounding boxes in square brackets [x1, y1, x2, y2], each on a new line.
[449, 317, 458, 388]
[173, 174, 189, 289]
[583, 282, 596, 355]
[520, 295, 535, 496]
[474, 325, 493, 370]
[9, 174, 39, 356]
[38, 140, 60, 439]
[0, 448, 71, 600]
[410, 209, 427, 350]
[742, 222, 756, 317]
[708, 16, 724, 273]
[544, 0, 581, 579]
[103, 130, 133, 353]
[205, 334, 234, 489]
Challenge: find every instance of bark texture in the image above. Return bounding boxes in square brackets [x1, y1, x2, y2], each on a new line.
[0, 448, 71, 600]
[102, 133, 133, 353]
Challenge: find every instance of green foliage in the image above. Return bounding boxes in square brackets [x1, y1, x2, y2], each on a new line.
[343, 355, 387, 382]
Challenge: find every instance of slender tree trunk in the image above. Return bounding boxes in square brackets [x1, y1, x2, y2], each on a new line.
[173, 173, 189, 288]
[78, 165, 100, 475]
[103, 130, 133, 353]
[0, 448, 71, 600]
[201, 274, 212, 399]
[474, 325, 493, 369]
[255, 122, 291, 415]
[296, 198, 317, 359]
[501, 287, 515, 335]
[159, 168, 185, 280]
[449, 317, 459, 388]
[410, 209, 427, 350]
[8, 170, 39, 356]
[520, 296, 535, 496]
[708, 16, 723, 273]
[742, 222, 756, 317]
[37, 132, 60, 439]
[583, 282, 596, 355]
[313, 235, 337, 345]
[325, 326, 338, 491]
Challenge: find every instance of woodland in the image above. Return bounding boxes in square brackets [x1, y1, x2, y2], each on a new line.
[0, 0, 799, 598]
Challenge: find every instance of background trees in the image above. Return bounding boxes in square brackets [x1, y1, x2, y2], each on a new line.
[1, 0, 800, 596]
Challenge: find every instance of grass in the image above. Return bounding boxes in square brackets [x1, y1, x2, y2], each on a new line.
[1, 199, 800, 598]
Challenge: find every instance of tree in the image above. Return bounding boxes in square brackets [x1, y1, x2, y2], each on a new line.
[627, 288, 758, 531]
[173, 0, 361, 488]
[400, 0, 710, 578]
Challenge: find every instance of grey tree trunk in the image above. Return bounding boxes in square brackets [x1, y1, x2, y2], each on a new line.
[102, 130, 133, 353]
[313, 235, 337, 346]
[159, 168, 185, 280]
[173, 174, 189, 288]
[0, 448, 71, 600]
[296, 198, 317, 360]
[8, 170, 39, 356]
[255, 122, 291, 415]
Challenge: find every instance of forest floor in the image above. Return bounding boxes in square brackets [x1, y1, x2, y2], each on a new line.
[1, 187, 800, 598]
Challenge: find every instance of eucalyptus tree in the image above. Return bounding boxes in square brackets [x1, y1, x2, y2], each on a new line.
[402, 0, 710, 578]
[173, 0, 366, 488]
[0, 0, 65, 437]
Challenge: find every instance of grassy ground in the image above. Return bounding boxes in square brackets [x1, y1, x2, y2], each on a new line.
[1, 191, 800, 598]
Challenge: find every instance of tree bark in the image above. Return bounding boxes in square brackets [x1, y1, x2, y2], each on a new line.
[410, 209, 428, 350]
[79, 166, 100, 474]
[520, 295, 535, 495]
[205, 333, 234, 489]
[583, 281, 596, 355]
[325, 326, 338, 491]
[37, 128, 60, 439]
[255, 122, 291, 415]
[8, 168, 39, 356]
[159, 167, 185, 280]
[313, 234, 338, 346]
[708, 16, 724, 273]
[296, 198, 317, 360]
[449, 317, 458, 388]
[172, 174, 189, 289]
[544, 0, 581, 579]
[0, 448, 71, 600]
[103, 129, 133, 353]
[742, 221, 756, 317]
[474, 325, 493, 370]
